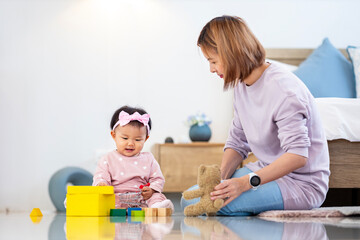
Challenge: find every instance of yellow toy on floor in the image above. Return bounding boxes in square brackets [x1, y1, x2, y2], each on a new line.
[66, 186, 115, 216]
[182, 164, 224, 216]
[30, 208, 43, 224]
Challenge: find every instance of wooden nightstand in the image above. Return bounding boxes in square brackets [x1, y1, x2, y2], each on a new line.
[152, 143, 224, 192]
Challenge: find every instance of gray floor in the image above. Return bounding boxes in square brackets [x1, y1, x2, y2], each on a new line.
[165, 192, 360, 240]
[1, 211, 360, 239]
[1, 193, 360, 240]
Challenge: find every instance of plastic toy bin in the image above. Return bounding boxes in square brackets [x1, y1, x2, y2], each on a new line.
[66, 186, 115, 216]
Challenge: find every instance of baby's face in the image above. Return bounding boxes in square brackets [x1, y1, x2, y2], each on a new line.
[111, 124, 148, 157]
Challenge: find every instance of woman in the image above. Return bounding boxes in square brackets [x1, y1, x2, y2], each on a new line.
[181, 16, 330, 216]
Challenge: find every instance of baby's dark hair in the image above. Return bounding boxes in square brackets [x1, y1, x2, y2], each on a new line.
[110, 106, 152, 136]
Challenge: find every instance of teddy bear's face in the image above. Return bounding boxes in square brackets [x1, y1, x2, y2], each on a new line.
[197, 164, 221, 187]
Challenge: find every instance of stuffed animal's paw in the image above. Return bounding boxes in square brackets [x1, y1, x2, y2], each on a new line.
[182, 191, 193, 200]
[182, 189, 203, 200]
[214, 199, 224, 209]
[184, 204, 204, 217]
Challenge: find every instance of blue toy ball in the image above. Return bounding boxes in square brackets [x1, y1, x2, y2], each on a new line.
[48, 167, 93, 212]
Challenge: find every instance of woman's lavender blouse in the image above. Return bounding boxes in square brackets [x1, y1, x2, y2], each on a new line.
[225, 63, 330, 210]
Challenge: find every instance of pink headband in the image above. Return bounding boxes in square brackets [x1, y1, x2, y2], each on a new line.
[112, 111, 150, 134]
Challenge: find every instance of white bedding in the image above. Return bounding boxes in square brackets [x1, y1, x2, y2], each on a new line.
[265, 60, 359, 141]
[315, 98, 360, 142]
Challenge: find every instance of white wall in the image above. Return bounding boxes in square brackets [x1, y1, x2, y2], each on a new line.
[1, 0, 360, 212]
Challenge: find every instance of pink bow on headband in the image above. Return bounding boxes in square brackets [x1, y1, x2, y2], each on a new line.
[112, 111, 150, 133]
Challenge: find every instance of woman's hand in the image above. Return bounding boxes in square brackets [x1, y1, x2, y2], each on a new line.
[141, 186, 154, 200]
[210, 176, 251, 207]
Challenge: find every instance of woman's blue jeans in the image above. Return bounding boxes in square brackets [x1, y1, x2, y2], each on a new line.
[181, 167, 284, 216]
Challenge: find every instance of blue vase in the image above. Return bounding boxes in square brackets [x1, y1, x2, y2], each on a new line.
[189, 124, 212, 142]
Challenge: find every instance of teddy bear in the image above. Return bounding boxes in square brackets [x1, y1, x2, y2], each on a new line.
[182, 164, 224, 216]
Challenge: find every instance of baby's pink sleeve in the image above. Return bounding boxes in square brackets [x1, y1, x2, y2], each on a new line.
[148, 154, 165, 193]
[92, 156, 111, 186]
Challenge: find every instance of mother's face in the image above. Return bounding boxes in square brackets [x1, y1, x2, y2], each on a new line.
[201, 48, 225, 80]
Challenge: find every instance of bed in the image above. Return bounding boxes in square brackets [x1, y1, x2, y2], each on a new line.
[244, 48, 360, 190]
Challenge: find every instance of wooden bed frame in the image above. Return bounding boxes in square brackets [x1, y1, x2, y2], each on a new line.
[246, 49, 360, 189]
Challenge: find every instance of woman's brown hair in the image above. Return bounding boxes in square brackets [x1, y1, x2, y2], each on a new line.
[198, 16, 265, 89]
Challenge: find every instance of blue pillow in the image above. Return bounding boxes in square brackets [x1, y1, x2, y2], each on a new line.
[347, 46, 360, 98]
[294, 38, 356, 98]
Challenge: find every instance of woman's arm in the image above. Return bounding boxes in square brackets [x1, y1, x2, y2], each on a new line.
[223, 103, 251, 174]
[211, 152, 307, 206]
[221, 148, 243, 180]
[256, 152, 307, 185]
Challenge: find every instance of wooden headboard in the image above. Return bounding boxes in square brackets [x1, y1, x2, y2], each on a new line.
[265, 48, 348, 66]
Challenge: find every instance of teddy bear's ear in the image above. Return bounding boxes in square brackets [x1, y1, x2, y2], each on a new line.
[199, 164, 206, 174]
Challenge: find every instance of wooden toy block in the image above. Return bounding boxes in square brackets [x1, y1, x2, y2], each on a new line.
[127, 207, 141, 216]
[67, 215, 115, 239]
[30, 208, 43, 217]
[131, 210, 145, 217]
[66, 186, 115, 216]
[110, 209, 126, 216]
[143, 208, 158, 217]
[157, 208, 172, 217]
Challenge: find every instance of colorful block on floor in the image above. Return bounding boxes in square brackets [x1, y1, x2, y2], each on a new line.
[110, 209, 126, 216]
[30, 208, 43, 217]
[131, 210, 145, 217]
[157, 208, 172, 217]
[127, 207, 141, 216]
[66, 186, 115, 216]
[143, 208, 158, 217]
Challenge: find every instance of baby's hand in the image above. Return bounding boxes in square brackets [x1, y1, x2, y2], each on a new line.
[141, 186, 154, 200]
[97, 182, 108, 186]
